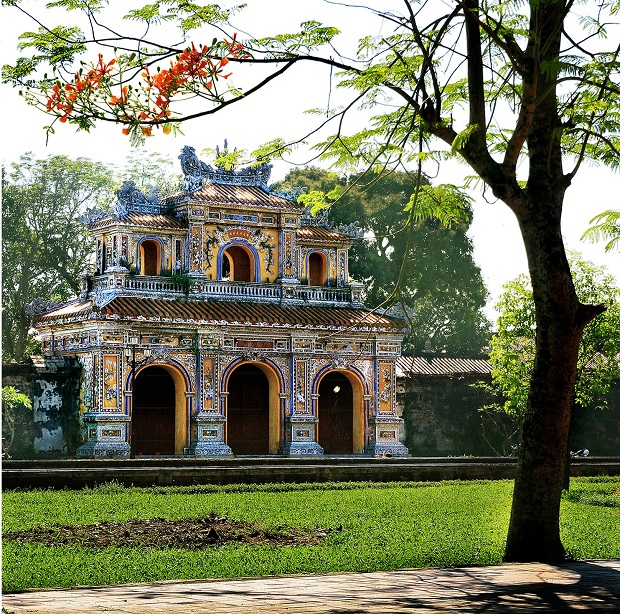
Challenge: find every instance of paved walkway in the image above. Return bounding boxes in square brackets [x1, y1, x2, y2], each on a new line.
[3, 560, 620, 613]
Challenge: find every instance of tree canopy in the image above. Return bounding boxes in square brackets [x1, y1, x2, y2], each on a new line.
[2, 154, 113, 362]
[489, 253, 620, 421]
[274, 167, 491, 353]
[1, 149, 186, 364]
[4, 0, 620, 562]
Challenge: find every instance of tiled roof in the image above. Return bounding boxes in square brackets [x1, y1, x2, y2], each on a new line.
[35, 297, 407, 333]
[396, 355, 492, 377]
[34, 300, 93, 321]
[296, 226, 353, 245]
[88, 213, 187, 230]
[185, 184, 304, 212]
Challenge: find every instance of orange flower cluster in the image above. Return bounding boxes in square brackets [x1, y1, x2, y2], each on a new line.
[225, 33, 250, 59]
[46, 54, 116, 122]
[45, 36, 248, 135]
[142, 42, 237, 123]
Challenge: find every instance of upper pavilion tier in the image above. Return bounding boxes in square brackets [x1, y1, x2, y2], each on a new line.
[61, 146, 366, 311]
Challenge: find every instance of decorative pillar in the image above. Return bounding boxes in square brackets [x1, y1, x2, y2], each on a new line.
[188, 413, 232, 456]
[282, 358, 323, 455]
[187, 380, 232, 456]
[365, 360, 409, 457]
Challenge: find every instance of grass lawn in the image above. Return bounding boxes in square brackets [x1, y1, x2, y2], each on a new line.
[3, 477, 619, 592]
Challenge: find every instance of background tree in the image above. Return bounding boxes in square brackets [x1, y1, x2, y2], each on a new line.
[1, 386, 33, 459]
[2, 154, 113, 362]
[274, 167, 490, 353]
[5, 0, 620, 562]
[485, 254, 620, 454]
[116, 149, 181, 195]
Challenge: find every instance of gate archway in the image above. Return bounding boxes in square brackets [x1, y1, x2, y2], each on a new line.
[131, 364, 188, 456]
[221, 245, 254, 282]
[225, 362, 281, 454]
[317, 370, 365, 454]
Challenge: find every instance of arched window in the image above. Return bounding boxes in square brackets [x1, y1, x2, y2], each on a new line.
[221, 245, 254, 282]
[308, 251, 328, 286]
[140, 240, 161, 276]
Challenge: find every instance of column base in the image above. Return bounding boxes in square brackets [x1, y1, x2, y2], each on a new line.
[187, 442, 234, 456]
[77, 441, 131, 458]
[367, 415, 410, 457]
[365, 441, 410, 458]
[282, 441, 324, 456]
[188, 413, 233, 456]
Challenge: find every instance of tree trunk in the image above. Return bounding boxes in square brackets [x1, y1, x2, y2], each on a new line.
[503, 195, 602, 562]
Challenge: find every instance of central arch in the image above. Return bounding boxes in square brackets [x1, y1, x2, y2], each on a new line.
[225, 362, 281, 455]
[221, 245, 254, 282]
[317, 370, 365, 454]
[131, 364, 188, 456]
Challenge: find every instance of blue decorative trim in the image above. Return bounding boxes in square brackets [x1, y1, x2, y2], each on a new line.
[216, 241, 261, 282]
[136, 236, 165, 275]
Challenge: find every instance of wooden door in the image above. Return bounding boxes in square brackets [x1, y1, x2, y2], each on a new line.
[132, 366, 175, 455]
[318, 372, 353, 454]
[227, 364, 270, 454]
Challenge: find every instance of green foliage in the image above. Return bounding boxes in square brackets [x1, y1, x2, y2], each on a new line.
[124, 2, 241, 31]
[2, 386, 32, 412]
[3, 478, 619, 591]
[488, 253, 620, 419]
[583, 209, 620, 252]
[2, 386, 33, 459]
[274, 167, 490, 353]
[251, 139, 296, 164]
[1, 154, 114, 362]
[203, 145, 247, 170]
[170, 273, 194, 296]
[257, 21, 340, 55]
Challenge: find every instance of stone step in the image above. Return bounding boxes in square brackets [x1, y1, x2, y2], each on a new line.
[3, 457, 619, 490]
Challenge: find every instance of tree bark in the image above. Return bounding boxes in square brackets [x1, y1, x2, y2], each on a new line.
[495, 0, 605, 562]
[503, 189, 603, 562]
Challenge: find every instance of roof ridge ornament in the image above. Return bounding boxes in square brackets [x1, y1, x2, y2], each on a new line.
[112, 181, 164, 216]
[179, 145, 272, 193]
[78, 182, 166, 224]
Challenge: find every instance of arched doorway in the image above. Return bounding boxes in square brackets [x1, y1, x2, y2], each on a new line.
[308, 251, 327, 286]
[317, 372, 357, 454]
[226, 363, 280, 455]
[132, 366, 176, 455]
[222, 245, 254, 282]
[140, 239, 161, 276]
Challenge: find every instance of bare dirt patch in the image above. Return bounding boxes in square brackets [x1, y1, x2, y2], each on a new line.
[4, 514, 334, 550]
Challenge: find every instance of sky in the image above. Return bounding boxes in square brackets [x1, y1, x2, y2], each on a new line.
[1, 0, 618, 321]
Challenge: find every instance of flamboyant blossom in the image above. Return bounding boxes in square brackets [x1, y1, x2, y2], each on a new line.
[44, 38, 246, 136]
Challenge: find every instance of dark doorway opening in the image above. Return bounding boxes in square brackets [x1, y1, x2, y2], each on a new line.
[132, 366, 175, 455]
[222, 245, 253, 282]
[141, 240, 161, 276]
[227, 364, 269, 454]
[308, 252, 327, 286]
[318, 372, 354, 454]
